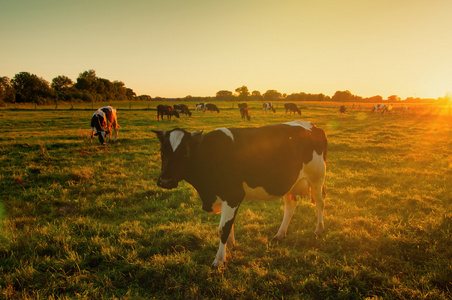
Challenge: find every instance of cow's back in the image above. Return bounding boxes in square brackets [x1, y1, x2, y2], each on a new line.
[193, 122, 326, 197]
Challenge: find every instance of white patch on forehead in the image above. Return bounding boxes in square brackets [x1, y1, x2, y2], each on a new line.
[216, 128, 234, 142]
[169, 130, 185, 152]
[284, 120, 313, 131]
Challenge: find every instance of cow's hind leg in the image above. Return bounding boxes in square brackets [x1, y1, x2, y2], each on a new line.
[273, 193, 297, 241]
[311, 184, 325, 235]
[212, 201, 240, 268]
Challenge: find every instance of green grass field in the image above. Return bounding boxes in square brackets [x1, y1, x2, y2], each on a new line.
[1, 102, 451, 299]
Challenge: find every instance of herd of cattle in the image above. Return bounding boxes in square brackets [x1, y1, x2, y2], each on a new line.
[89, 101, 420, 267]
[156, 102, 305, 122]
[90, 102, 414, 145]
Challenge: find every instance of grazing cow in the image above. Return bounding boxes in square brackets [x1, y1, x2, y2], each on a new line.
[195, 103, 206, 111]
[339, 105, 347, 114]
[91, 109, 107, 145]
[204, 103, 220, 113]
[384, 104, 393, 114]
[371, 104, 386, 113]
[173, 104, 192, 117]
[100, 106, 119, 142]
[263, 102, 276, 113]
[238, 103, 251, 121]
[372, 104, 393, 114]
[157, 104, 180, 121]
[152, 121, 327, 267]
[284, 103, 301, 115]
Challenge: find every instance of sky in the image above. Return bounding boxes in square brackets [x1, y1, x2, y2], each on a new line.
[1, 0, 451, 99]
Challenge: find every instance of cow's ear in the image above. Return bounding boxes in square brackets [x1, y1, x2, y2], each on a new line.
[152, 130, 166, 143]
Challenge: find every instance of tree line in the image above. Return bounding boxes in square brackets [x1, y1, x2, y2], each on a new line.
[0, 70, 443, 106]
[0, 70, 136, 107]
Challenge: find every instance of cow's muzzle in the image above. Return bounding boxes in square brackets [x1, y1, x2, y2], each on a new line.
[157, 177, 178, 189]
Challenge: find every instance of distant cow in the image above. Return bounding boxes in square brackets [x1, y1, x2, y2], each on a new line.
[371, 104, 386, 113]
[152, 121, 327, 267]
[195, 103, 206, 112]
[372, 104, 392, 114]
[339, 105, 347, 114]
[384, 104, 393, 114]
[173, 104, 192, 117]
[157, 104, 180, 121]
[204, 103, 220, 113]
[284, 103, 301, 115]
[238, 103, 251, 121]
[263, 102, 276, 113]
[90, 106, 119, 145]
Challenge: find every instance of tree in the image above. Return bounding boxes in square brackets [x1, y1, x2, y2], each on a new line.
[126, 88, 136, 100]
[387, 95, 401, 102]
[365, 95, 383, 102]
[216, 90, 234, 100]
[235, 85, 249, 100]
[332, 90, 363, 102]
[263, 90, 282, 101]
[250, 90, 263, 101]
[0, 76, 15, 103]
[11, 72, 53, 104]
[51, 75, 73, 91]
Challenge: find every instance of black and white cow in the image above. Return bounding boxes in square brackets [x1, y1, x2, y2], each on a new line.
[284, 103, 301, 115]
[195, 103, 206, 112]
[152, 121, 327, 267]
[204, 103, 220, 113]
[90, 106, 120, 145]
[157, 104, 180, 121]
[263, 102, 276, 113]
[100, 106, 119, 142]
[91, 109, 108, 145]
[173, 104, 192, 117]
[372, 104, 393, 114]
[371, 104, 386, 113]
[238, 103, 251, 121]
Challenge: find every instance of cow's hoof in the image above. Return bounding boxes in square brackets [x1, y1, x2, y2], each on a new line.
[271, 234, 284, 243]
[314, 225, 324, 236]
[211, 261, 226, 269]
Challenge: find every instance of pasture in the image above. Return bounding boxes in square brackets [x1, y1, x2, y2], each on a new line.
[0, 102, 451, 299]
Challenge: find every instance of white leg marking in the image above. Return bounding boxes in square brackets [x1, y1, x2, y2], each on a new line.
[274, 193, 298, 240]
[300, 150, 326, 235]
[312, 185, 325, 235]
[212, 201, 238, 267]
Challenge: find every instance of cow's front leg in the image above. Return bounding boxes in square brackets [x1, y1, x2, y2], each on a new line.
[212, 201, 239, 268]
[273, 193, 297, 241]
[113, 128, 118, 142]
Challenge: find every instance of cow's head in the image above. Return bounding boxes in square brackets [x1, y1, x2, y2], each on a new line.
[172, 110, 180, 118]
[152, 128, 203, 189]
[94, 130, 107, 145]
[93, 115, 108, 145]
